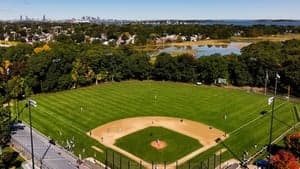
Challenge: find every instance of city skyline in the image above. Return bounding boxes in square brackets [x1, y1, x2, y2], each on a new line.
[0, 0, 300, 20]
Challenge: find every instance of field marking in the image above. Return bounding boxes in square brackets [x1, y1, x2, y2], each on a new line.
[215, 148, 227, 156]
[229, 102, 286, 135]
[88, 116, 227, 169]
[92, 146, 103, 153]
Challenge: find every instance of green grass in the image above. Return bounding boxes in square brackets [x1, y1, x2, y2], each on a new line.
[18, 81, 299, 167]
[115, 127, 202, 163]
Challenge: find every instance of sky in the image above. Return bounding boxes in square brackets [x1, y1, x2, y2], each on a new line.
[0, 0, 300, 20]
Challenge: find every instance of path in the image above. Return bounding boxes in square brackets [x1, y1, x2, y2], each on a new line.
[11, 122, 83, 169]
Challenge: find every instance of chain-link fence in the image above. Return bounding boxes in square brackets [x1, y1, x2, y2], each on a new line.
[178, 154, 223, 169]
[105, 149, 142, 169]
[104, 149, 227, 169]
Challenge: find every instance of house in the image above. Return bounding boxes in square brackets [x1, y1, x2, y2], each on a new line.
[103, 41, 109, 45]
[181, 36, 187, 41]
[126, 34, 136, 45]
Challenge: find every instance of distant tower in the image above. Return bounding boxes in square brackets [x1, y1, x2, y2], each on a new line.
[20, 15, 23, 21]
[43, 15, 46, 21]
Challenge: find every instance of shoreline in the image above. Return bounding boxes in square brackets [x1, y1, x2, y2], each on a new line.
[135, 33, 300, 50]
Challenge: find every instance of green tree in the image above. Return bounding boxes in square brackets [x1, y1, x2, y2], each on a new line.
[152, 53, 177, 81]
[0, 107, 11, 145]
[197, 55, 229, 84]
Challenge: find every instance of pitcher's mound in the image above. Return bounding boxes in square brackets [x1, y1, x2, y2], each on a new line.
[150, 140, 167, 150]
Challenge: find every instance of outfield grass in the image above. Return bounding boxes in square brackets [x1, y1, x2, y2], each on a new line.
[19, 81, 299, 166]
[115, 127, 202, 163]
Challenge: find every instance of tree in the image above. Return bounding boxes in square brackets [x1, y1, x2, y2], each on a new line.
[240, 41, 282, 86]
[127, 54, 152, 80]
[95, 71, 108, 85]
[174, 54, 196, 82]
[55, 34, 72, 43]
[0, 107, 10, 145]
[152, 53, 177, 81]
[197, 55, 229, 84]
[71, 32, 85, 43]
[0, 62, 11, 145]
[71, 58, 95, 87]
[4, 44, 33, 62]
[271, 150, 299, 169]
[7, 76, 26, 120]
[227, 55, 252, 86]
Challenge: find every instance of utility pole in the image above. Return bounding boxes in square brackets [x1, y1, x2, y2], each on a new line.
[28, 99, 37, 169]
[267, 73, 279, 169]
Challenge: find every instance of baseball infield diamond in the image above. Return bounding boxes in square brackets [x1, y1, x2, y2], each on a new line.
[20, 81, 299, 169]
[89, 116, 227, 168]
[115, 127, 202, 163]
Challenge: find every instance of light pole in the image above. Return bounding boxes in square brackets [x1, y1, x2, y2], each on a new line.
[267, 73, 279, 169]
[28, 99, 37, 169]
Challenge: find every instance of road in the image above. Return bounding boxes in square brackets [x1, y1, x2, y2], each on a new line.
[11, 123, 81, 169]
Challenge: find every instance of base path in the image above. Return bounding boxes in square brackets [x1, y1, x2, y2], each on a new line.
[89, 116, 227, 169]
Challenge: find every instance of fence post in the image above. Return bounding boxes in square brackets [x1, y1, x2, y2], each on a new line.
[176, 161, 178, 169]
[105, 150, 108, 169]
[219, 153, 222, 169]
[189, 161, 191, 169]
[164, 161, 166, 169]
[152, 161, 154, 169]
[140, 160, 142, 169]
[112, 151, 115, 169]
[128, 160, 130, 169]
[214, 154, 216, 169]
[200, 161, 203, 169]
[207, 158, 209, 169]
[120, 154, 122, 169]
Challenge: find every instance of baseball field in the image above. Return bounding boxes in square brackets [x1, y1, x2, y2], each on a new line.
[19, 81, 299, 168]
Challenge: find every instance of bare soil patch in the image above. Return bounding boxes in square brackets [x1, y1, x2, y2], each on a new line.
[150, 140, 167, 150]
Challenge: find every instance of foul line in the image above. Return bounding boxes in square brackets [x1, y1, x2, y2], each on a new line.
[228, 102, 286, 135]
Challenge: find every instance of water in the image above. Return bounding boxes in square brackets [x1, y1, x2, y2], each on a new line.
[158, 42, 250, 57]
[196, 20, 300, 26]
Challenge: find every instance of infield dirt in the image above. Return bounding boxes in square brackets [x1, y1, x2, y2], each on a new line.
[88, 116, 227, 169]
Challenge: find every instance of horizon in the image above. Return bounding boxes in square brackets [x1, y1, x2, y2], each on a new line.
[1, 0, 300, 20]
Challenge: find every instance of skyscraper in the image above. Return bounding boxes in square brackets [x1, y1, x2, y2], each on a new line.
[43, 15, 46, 21]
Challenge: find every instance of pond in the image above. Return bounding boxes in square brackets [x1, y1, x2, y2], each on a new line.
[157, 42, 250, 57]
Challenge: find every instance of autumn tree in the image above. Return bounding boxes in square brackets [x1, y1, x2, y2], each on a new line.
[271, 150, 299, 169]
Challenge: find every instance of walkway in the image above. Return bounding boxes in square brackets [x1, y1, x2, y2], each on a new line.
[11, 123, 81, 169]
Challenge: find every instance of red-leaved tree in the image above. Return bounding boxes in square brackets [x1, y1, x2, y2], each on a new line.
[271, 150, 299, 169]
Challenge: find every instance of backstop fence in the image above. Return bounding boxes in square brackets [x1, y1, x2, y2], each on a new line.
[104, 149, 228, 169]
